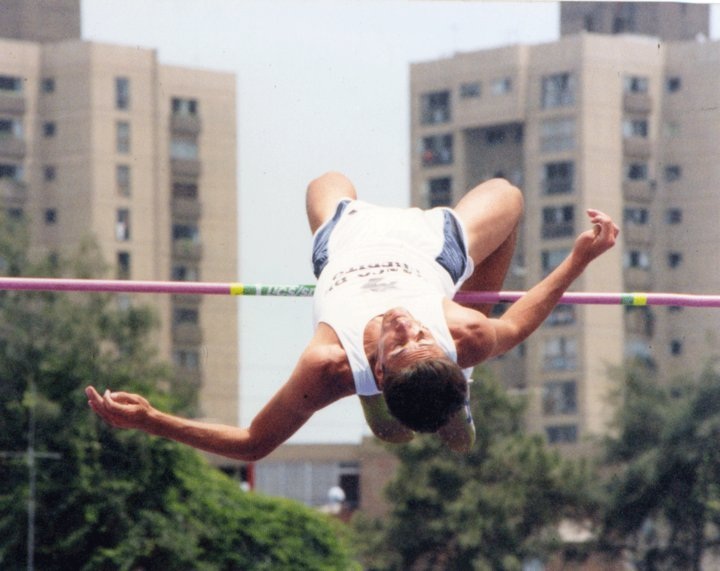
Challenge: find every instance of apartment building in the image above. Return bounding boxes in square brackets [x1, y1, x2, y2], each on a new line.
[0, 1, 240, 428]
[410, 4, 720, 451]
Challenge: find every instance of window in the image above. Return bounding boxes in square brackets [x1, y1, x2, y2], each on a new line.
[542, 381, 577, 415]
[540, 117, 575, 152]
[173, 181, 198, 199]
[624, 76, 648, 93]
[115, 77, 130, 110]
[0, 75, 23, 94]
[491, 77, 512, 95]
[626, 162, 648, 180]
[543, 337, 577, 371]
[116, 121, 130, 153]
[44, 165, 56, 181]
[623, 119, 648, 138]
[667, 252, 683, 268]
[665, 208, 682, 223]
[173, 349, 200, 370]
[546, 305, 575, 327]
[541, 72, 575, 109]
[666, 77, 682, 93]
[624, 250, 650, 270]
[664, 165, 682, 182]
[43, 122, 56, 137]
[173, 223, 200, 243]
[420, 90, 451, 125]
[427, 177, 452, 207]
[41, 77, 55, 93]
[459, 82, 481, 98]
[485, 128, 506, 145]
[170, 137, 199, 160]
[546, 424, 578, 444]
[665, 208, 683, 224]
[174, 307, 199, 325]
[116, 165, 131, 196]
[670, 339, 683, 356]
[172, 97, 198, 116]
[0, 163, 23, 182]
[44, 209, 57, 224]
[0, 118, 22, 138]
[172, 264, 199, 281]
[541, 248, 570, 275]
[624, 207, 649, 225]
[541, 205, 574, 239]
[116, 209, 131, 241]
[117, 252, 131, 279]
[421, 134, 453, 166]
[542, 161, 574, 195]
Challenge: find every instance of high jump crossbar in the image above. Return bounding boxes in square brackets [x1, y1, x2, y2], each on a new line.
[0, 277, 719, 307]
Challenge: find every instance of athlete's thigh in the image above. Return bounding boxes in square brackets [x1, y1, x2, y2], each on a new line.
[452, 178, 523, 265]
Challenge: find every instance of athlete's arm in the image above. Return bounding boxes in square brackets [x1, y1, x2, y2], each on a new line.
[359, 394, 415, 443]
[86, 345, 352, 462]
[489, 209, 619, 357]
[438, 395, 475, 453]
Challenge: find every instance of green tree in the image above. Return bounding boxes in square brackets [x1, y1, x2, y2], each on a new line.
[0, 218, 355, 570]
[600, 362, 720, 570]
[352, 369, 599, 571]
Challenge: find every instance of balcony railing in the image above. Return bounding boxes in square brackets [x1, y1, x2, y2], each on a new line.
[172, 197, 202, 220]
[623, 93, 652, 114]
[0, 136, 26, 159]
[172, 239, 203, 260]
[170, 113, 202, 135]
[541, 221, 575, 239]
[170, 158, 201, 178]
[623, 180, 655, 203]
[623, 136, 651, 158]
[172, 323, 203, 345]
[0, 93, 25, 115]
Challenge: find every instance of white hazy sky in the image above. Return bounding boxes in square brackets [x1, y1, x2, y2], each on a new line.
[82, 1, 720, 444]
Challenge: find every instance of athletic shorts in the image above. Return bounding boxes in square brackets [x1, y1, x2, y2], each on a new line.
[312, 199, 472, 286]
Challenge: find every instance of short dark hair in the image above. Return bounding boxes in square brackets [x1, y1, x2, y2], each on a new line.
[382, 358, 467, 433]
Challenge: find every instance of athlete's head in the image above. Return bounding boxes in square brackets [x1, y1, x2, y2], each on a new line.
[374, 307, 467, 432]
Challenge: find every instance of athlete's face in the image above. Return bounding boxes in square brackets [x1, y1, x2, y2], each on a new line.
[374, 307, 446, 385]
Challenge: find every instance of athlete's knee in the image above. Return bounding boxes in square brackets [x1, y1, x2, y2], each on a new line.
[488, 178, 523, 216]
[307, 171, 352, 193]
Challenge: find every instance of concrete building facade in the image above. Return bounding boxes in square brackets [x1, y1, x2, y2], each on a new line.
[0, 1, 240, 426]
[410, 14, 720, 451]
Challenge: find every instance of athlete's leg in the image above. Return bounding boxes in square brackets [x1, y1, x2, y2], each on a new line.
[453, 178, 523, 315]
[306, 171, 358, 234]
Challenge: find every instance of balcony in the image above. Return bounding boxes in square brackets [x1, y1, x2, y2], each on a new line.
[170, 112, 202, 135]
[0, 136, 25, 159]
[172, 239, 203, 261]
[172, 197, 202, 220]
[172, 323, 203, 345]
[171, 158, 201, 178]
[623, 93, 652, 114]
[623, 180, 654, 203]
[174, 365, 202, 387]
[541, 221, 575, 240]
[0, 93, 25, 115]
[624, 267, 652, 291]
[0, 177, 26, 207]
[623, 223, 652, 245]
[172, 293, 203, 305]
[623, 136, 651, 158]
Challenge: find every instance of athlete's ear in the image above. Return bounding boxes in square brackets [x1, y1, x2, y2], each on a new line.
[374, 363, 385, 389]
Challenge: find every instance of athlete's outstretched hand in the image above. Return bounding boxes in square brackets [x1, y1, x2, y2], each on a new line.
[572, 209, 620, 265]
[86, 386, 152, 430]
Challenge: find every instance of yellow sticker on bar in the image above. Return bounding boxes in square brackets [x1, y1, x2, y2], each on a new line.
[230, 283, 244, 296]
[621, 293, 648, 306]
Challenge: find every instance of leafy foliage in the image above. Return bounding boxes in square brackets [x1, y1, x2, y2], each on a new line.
[0, 217, 355, 570]
[352, 369, 599, 570]
[601, 362, 720, 570]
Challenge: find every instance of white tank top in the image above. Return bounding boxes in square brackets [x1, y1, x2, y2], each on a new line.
[312, 200, 471, 396]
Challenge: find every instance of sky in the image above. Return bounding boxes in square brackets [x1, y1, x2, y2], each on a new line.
[82, 1, 720, 444]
